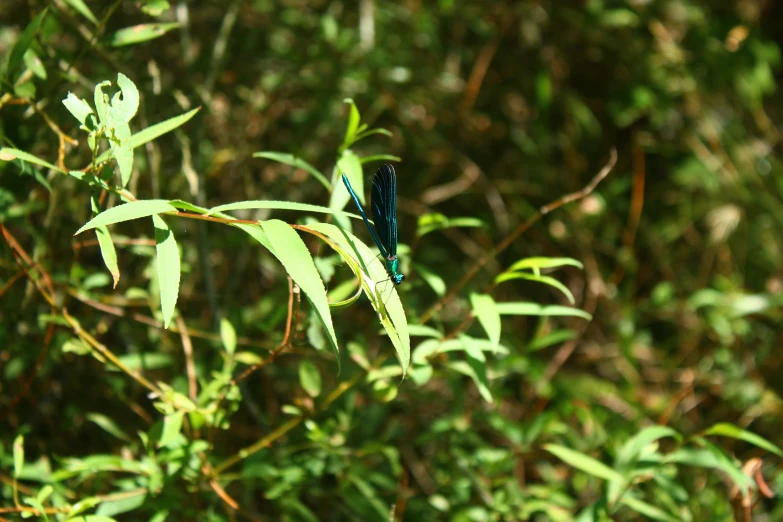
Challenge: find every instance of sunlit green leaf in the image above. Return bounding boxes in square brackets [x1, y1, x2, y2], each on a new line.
[75, 200, 178, 235]
[298, 360, 322, 398]
[705, 422, 783, 458]
[545, 444, 623, 482]
[153, 214, 180, 328]
[253, 151, 330, 189]
[220, 318, 237, 355]
[96, 108, 200, 164]
[470, 293, 501, 345]
[260, 220, 339, 365]
[110, 23, 180, 47]
[496, 302, 591, 320]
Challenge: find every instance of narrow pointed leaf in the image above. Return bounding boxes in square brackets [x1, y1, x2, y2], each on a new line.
[62, 93, 94, 126]
[544, 444, 623, 482]
[6, 8, 48, 80]
[496, 302, 592, 320]
[96, 108, 200, 163]
[470, 293, 501, 345]
[704, 422, 783, 458]
[75, 200, 178, 235]
[260, 220, 339, 363]
[95, 226, 120, 288]
[153, 214, 180, 329]
[495, 272, 576, 304]
[0, 147, 63, 173]
[304, 223, 409, 375]
[62, 0, 98, 24]
[253, 151, 330, 189]
[110, 23, 180, 47]
[209, 200, 360, 220]
[507, 257, 584, 272]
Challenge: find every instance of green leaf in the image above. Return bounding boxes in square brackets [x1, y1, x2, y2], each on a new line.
[109, 23, 180, 47]
[153, 214, 180, 329]
[507, 257, 584, 272]
[64, 496, 102, 519]
[470, 293, 501, 346]
[86, 413, 131, 441]
[209, 200, 360, 220]
[495, 302, 592, 320]
[75, 200, 178, 235]
[545, 444, 623, 482]
[0, 147, 64, 173]
[94, 80, 111, 126]
[13, 434, 24, 478]
[260, 220, 339, 364]
[169, 200, 208, 213]
[359, 154, 402, 164]
[495, 272, 576, 304]
[354, 128, 393, 142]
[23, 49, 47, 80]
[615, 425, 680, 470]
[304, 223, 410, 375]
[415, 263, 446, 297]
[448, 360, 493, 403]
[253, 151, 330, 189]
[342, 98, 361, 148]
[112, 122, 133, 187]
[114, 352, 173, 371]
[95, 226, 120, 288]
[704, 422, 783, 458]
[666, 440, 754, 496]
[140, 0, 171, 16]
[417, 213, 484, 237]
[158, 411, 184, 447]
[5, 8, 48, 81]
[95, 491, 147, 517]
[298, 360, 322, 398]
[63, 93, 94, 126]
[62, 0, 98, 24]
[619, 496, 679, 522]
[220, 318, 237, 356]
[234, 351, 262, 365]
[330, 149, 364, 212]
[527, 329, 577, 351]
[108, 73, 140, 126]
[407, 324, 443, 338]
[95, 108, 200, 164]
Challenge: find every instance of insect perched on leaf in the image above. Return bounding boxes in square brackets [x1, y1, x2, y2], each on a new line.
[342, 164, 404, 286]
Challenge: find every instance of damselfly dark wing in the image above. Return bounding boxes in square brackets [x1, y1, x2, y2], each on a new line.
[371, 164, 398, 256]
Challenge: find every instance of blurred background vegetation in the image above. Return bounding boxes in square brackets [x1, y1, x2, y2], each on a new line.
[2, 0, 783, 520]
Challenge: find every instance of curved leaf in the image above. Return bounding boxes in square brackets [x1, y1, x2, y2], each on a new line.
[545, 444, 623, 482]
[96, 108, 200, 164]
[507, 257, 584, 272]
[75, 200, 178, 235]
[495, 272, 576, 304]
[470, 293, 501, 346]
[303, 223, 410, 375]
[209, 200, 361, 220]
[495, 302, 591, 320]
[153, 214, 180, 329]
[253, 151, 330, 189]
[260, 220, 339, 364]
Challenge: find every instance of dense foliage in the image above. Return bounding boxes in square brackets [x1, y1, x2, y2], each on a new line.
[2, 1, 782, 520]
